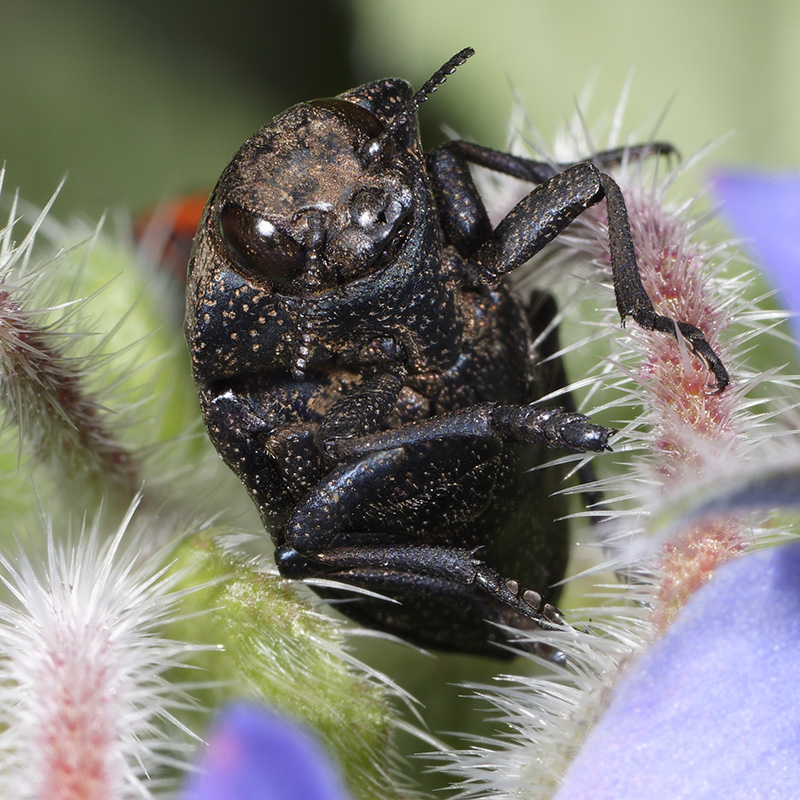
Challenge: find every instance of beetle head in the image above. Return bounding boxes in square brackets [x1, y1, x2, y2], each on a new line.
[187, 49, 473, 381]
[213, 99, 417, 297]
[201, 47, 475, 300]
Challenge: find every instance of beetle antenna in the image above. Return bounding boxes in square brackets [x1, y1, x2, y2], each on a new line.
[407, 47, 475, 118]
[361, 47, 475, 162]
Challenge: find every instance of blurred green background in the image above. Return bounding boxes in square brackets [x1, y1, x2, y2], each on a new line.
[3, 0, 799, 222]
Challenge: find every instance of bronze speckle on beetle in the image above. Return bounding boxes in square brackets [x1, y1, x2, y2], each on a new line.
[185, 48, 728, 656]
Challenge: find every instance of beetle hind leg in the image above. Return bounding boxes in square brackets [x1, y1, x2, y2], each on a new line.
[276, 541, 564, 656]
[273, 440, 569, 655]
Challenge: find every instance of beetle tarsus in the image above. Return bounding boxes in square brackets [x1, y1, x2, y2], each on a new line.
[491, 405, 613, 452]
[472, 562, 560, 628]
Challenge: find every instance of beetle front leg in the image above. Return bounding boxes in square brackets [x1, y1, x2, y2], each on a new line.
[467, 162, 729, 391]
[427, 139, 676, 258]
[468, 161, 606, 282]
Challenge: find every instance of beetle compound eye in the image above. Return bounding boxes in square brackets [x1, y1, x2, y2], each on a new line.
[350, 186, 406, 229]
[219, 203, 306, 287]
[327, 185, 412, 281]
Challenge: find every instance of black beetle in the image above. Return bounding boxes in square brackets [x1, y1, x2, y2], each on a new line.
[185, 48, 728, 656]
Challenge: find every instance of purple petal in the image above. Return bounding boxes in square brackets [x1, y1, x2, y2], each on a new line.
[713, 172, 800, 336]
[555, 541, 800, 800]
[180, 703, 353, 800]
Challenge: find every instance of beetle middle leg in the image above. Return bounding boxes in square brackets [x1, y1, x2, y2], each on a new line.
[328, 402, 611, 459]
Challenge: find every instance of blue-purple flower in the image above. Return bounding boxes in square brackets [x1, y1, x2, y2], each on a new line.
[556, 539, 800, 799]
[714, 171, 800, 338]
[550, 171, 800, 799]
[181, 704, 353, 800]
